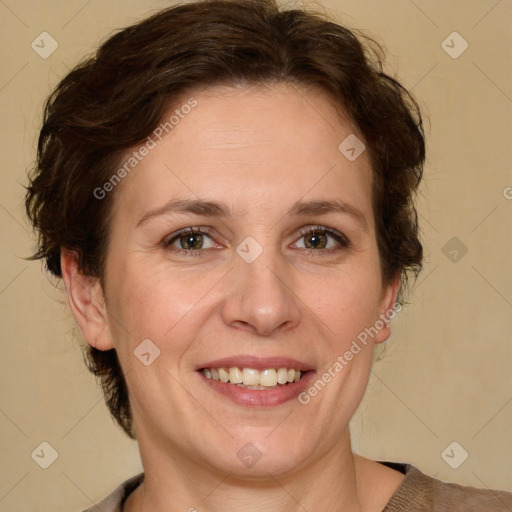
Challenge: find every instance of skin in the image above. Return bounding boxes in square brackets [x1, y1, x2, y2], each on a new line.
[62, 83, 405, 512]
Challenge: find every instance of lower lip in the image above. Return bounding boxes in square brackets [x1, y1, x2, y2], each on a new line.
[197, 371, 316, 406]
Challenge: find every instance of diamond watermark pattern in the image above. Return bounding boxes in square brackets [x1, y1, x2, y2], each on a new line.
[441, 32, 468, 59]
[236, 236, 263, 263]
[441, 441, 469, 469]
[31, 441, 58, 469]
[237, 442, 263, 468]
[134, 338, 161, 366]
[338, 134, 366, 161]
[442, 236, 468, 263]
[31, 32, 59, 59]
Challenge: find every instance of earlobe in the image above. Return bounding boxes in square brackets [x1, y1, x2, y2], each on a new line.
[60, 249, 114, 351]
[374, 272, 401, 344]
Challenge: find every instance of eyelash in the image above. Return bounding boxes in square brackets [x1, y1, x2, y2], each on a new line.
[163, 225, 351, 257]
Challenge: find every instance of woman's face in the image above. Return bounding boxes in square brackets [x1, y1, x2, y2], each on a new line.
[93, 83, 398, 476]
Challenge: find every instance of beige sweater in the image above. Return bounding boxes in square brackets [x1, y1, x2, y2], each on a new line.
[83, 463, 512, 511]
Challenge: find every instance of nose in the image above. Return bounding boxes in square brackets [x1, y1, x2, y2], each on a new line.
[221, 248, 301, 337]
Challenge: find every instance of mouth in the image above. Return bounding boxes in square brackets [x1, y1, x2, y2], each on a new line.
[201, 366, 306, 389]
[196, 357, 315, 406]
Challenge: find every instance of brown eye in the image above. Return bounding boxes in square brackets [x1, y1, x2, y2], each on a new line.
[303, 230, 328, 249]
[177, 232, 205, 250]
[164, 227, 217, 254]
[293, 225, 350, 252]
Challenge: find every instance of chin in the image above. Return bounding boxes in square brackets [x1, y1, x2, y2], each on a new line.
[207, 434, 311, 480]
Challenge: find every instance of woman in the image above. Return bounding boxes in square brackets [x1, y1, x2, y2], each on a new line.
[25, 0, 512, 510]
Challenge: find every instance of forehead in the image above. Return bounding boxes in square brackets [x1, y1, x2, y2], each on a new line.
[111, 83, 374, 225]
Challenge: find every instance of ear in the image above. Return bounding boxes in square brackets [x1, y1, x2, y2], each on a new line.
[373, 272, 401, 344]
[60, 249, 114, 351]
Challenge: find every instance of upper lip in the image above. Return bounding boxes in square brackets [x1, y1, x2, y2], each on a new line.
[196, 355, 314, 372]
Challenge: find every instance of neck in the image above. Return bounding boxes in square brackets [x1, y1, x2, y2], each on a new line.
[124, 429, 369, 512]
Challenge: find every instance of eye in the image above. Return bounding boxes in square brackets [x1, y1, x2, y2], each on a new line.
[292, 225, 350, 253]
[163, 225, 351, 257]
[164, 227, 218, 255]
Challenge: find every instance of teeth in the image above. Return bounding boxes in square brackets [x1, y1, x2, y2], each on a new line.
[242, 368, 259, 386]
[260, 369, 277, 387]
[229, 367, 242, 384]
[201, 366, 304, 387]
[277, 368, 288, 384]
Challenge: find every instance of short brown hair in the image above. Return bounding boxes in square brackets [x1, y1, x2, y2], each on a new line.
[25, 0, 425, 438]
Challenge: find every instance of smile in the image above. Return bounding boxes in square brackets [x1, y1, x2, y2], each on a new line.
[196, 357, 315, 406]
[201, 367, 303, 389]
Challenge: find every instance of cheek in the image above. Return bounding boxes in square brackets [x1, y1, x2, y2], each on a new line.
[105, 257, 218, 350]
[104, 234, 383, 356]
[310, 262, 383, 341]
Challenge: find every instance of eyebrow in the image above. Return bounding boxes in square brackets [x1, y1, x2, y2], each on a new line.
[136, 198, 368, 230]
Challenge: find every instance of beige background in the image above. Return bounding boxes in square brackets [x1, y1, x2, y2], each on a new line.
[1, 0, 511, 510]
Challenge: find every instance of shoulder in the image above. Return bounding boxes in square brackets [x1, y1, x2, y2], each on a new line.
[81, 473, 144, 512]
[382, 462, 512, 511]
